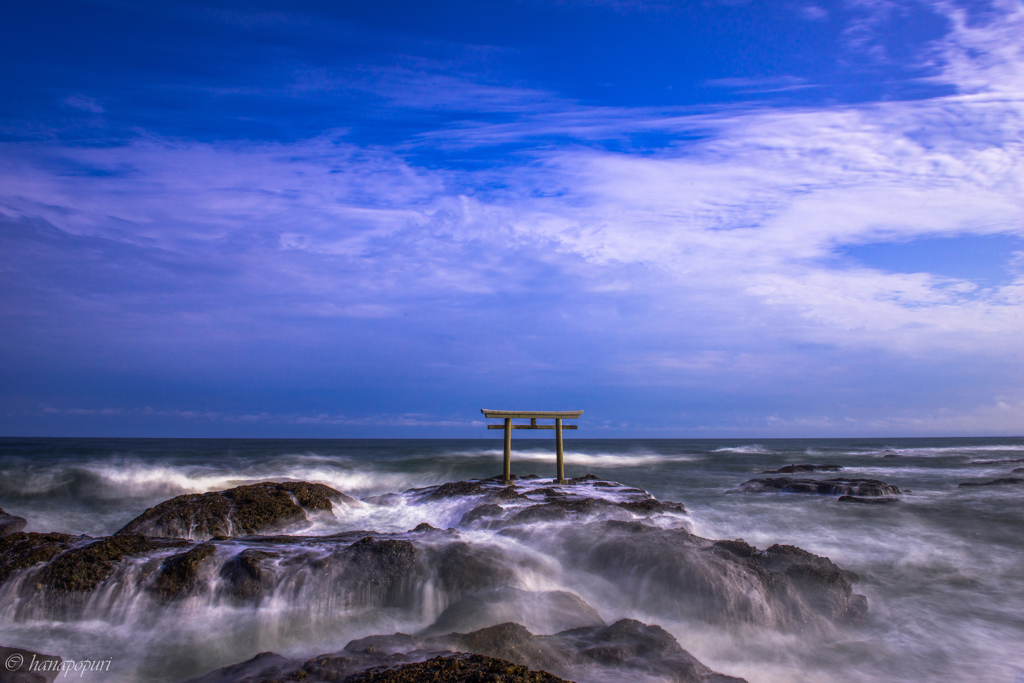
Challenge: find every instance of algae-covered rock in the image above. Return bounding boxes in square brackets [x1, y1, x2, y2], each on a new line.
[33, 535, 186, 593]
[0, 532, 73, 585]
[115, 481, 353, 540]
[149, 543, 217, 600]
[346, 653, 569, 683]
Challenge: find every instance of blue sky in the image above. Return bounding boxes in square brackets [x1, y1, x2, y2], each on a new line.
[1, 0, 1023, 437]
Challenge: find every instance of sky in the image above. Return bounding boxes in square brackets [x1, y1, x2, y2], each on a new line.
[1, 0, 1023, 438]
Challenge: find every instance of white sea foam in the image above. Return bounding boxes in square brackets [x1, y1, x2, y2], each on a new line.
[710, 444, 770, 454]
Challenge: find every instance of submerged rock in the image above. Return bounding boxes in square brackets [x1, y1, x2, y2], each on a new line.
[761, 464, 843, 474]
[421, 586, 605, 636]
[732, 477, 900, 497]
[958, 477, 1024, 487]
[0, 508, 27, 537]
[115, 481, 353, 540]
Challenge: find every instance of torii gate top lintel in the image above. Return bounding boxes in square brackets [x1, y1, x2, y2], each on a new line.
[482, 409, 583, 485]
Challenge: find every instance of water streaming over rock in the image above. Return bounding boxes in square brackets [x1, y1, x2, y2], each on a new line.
[0, 437, 1022, 682]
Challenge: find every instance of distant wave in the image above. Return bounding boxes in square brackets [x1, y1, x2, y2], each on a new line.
[710, 445, 770, 454]
[875, 445, 1024, 456]
[459, 448, 696, 467]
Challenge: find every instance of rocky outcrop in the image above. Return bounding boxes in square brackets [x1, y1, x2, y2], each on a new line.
[149, 543, 217, 600]
[346, 654, 569, 683]
[761, 464, 843, 474]
[32, 535, 186, 593]
[528, 520, 867, 631]
[0, 509, 27, 537]
[732, 478, 900, 497]
[188, 619, 745, 683]
[958, 477, 1024, 487]
[0, 533, 73, 585]
[114, 481, 354, 540]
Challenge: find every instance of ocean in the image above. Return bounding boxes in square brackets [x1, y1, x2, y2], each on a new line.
[0, 437, 1022, 682]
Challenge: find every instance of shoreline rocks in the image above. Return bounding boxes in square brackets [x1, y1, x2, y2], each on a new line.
[731, 477, 900, 497]
[114, 481, 354, 540]
[187, 619, 747, 683]
[958, 477, 1024, 488]
[0, 509, 27, 537]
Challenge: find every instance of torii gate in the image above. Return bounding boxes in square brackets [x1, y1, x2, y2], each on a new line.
[482, 409, 583, 485]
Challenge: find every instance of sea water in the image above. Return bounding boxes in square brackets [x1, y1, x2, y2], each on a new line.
[0, 437, 1022, 682]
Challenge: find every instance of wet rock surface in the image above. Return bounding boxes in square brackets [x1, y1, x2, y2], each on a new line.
[732, 477, 900, 497]
[115, 481, 353, 540]
[761, 464, 843, 474]
[346, 653, 569, 683]
[189, 619, 745, 683]
[421, 587, 605, 636]
[0, 533, 73, 585]
[32, 534, 187, 593]
[150, 542, 217, 600]
[0, 509, 27, 537]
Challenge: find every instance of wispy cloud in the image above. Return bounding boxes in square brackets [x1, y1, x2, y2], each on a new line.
[2, 0, 1024, 434]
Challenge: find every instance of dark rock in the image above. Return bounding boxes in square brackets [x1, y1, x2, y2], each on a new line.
[591, 482, 617, 487]
[345, 653, 570, 683]
[0, 645, 63, 683]
[0, 532, 73, 585]
[115, 481, 353, 540]
[759, 545, 867, 621]
[733, 477, 900, 497]
[33, 535, 186, 593]
[421, 587, 605, 636]
[838, 495, 901, 504]
[527, 488, 565, 498]
[428, 542, 517, 597]
[1014, 468, 1024, 474]
[219, 549, 278, 602]
[150, 543, 217, 600]
[509, 498, 616, 524]
[567, 474, 598, 485]
[761, 464, 843, 474]
[335, 537, 420, 607]
[493, 486, 525, 500]
[618, 499, 687, 515]
[429, 481, 485, 499]
[544, 520, 866, 631]
[712, 539, 759, 559]
[0, 509, 27, 537]
[958, 477, 1024, 487]
[188, 620, 744, 683]
[459, 504, 504, 526]
[411, 523, 439, 533]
